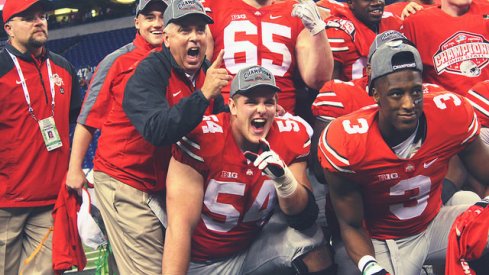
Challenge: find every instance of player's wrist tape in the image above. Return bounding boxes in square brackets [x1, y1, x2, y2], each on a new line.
[273, 166, 298, 198]
[358, 255, 387, 275]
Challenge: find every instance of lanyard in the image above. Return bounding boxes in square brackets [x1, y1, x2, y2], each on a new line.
[7, 50, 55, 121]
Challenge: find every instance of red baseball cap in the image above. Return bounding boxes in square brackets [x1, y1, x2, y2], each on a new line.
[2, 0, 51, 23]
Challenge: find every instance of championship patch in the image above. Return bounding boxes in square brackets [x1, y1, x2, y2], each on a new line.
[177, 0, 202, 11]
[326, 19, 356, 38]
[433, 31, 489, 77]
[243, 67, 273, 82]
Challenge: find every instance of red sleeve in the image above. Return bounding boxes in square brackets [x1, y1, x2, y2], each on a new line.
[326, 20, 357, 65]
[172, 114, 226, 176]
[401, 14, 418, 44]
[384, 2, 407, 19]
[172, 122, 209, 177]
[271, 116, 311, 165]
[466, 81, 489, 128]
[78, 59, 123, 129]
[313, 80, 364, 120]
[317, 117, 357, 174]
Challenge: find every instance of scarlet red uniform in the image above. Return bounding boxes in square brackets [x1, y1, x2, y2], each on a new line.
[326, 9, 401, 81]
[318, 92, 479, 239]
[311, 77, 445, 121]
[384, 0, 439, 19]
[316, 0, 349, 17]
[402, 2, 489, 95]
[173, 112, 310, 261]
[203, 0, 304, 113]
[466, 80, 489, 128]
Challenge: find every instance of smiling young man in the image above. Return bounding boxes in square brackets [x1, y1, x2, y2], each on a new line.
[318, 40, 489, 274]
[65, 1, 169, 273]
[0, 0, 81, 274]
[66, 0, 167, 192]
[163, 65, 335, 275]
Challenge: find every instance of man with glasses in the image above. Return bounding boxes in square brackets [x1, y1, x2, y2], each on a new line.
[0, 0, 81, 274]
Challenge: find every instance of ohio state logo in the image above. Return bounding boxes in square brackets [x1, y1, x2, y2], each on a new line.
[433, 32, 489, 77]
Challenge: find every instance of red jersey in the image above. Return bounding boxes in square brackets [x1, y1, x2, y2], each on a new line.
[402, 2, 489, 95]
[316, 0, 349, 17]
[385, 0, 439, 19]
[466, 80, 489, 128]
[78, 33, 158, 129]
[203, 0, 304, 113]
[173, 112, 310, 261]
[318, 92, 479, 239]
[326, 9, 401, 81]
[311, 77, 445, 121]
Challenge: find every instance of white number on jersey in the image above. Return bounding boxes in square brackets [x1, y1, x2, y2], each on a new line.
[342, 118, 369, 134]
[202, 115, 223, 134]
[351, 57, 367, 80]
[223, 20, 292, 76]
[277, 119, 300, 132]
[389, 175, 431, 220]
[433, 93, 462, 110]
[202, 179, 276, 232]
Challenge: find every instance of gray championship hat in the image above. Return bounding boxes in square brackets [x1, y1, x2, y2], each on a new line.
[136, 0, 168, 16]
[368, 40, 423, 95]
[230, 65, 280, 97]
[163, 0, 213, 26]
[368, 30, 411, 62]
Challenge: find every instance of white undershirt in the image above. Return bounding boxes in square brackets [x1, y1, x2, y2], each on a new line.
[392, 122, 422, 159]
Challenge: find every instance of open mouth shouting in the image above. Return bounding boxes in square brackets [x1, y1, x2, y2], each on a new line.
[186, 46, 201, 64]
[251, 118, 267, 135]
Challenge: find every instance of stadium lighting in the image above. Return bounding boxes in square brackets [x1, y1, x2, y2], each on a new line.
[54, 8, 79, 16]
[111, 0, 136, 4]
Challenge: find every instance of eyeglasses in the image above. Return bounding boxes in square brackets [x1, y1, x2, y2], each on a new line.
[10, 13, 49, 23]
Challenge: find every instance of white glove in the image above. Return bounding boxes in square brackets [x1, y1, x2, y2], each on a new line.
[244, 138, 298, 198]
[291, 0, 326, 36]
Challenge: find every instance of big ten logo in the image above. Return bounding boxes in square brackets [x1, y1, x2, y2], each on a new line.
[377, 172, 399, 182]
[231, 14, 247, 20]
[221, 171, 238, 179]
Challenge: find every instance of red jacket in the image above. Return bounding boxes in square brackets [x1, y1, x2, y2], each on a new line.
[446, 201, 489, 275]
[0, 44, 81, 208]
[78, 33, 159, 129]
[52, 179, 86, 274]
[94, 47, 226, 193]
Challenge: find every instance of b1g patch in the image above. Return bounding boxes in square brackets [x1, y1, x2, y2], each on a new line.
[433, 31, 489, 77]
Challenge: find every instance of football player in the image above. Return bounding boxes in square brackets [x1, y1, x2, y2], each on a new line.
[325, 0, 401, 81]
[202, 0, 333, 114]
[163, 65, 336, 274]
[318, 39, 489, 274]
